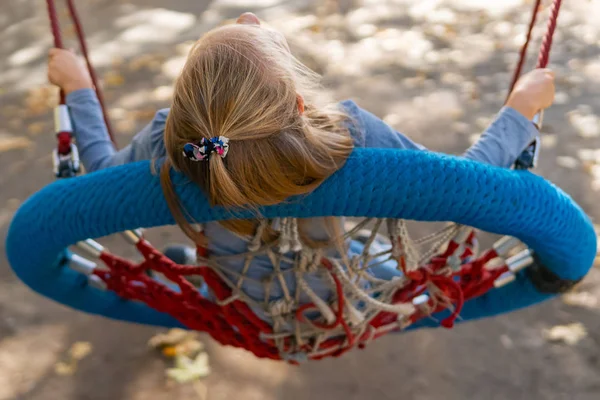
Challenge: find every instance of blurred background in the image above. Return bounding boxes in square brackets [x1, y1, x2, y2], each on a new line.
[1, 0, 600, 399]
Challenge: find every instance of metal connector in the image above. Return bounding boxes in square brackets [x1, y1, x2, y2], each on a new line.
[493, 249, 534, 288]
[506, 249, 534, 273]
[494, 271, 516, 288]
[514, 136, 540, 170]
[76, 239, 105, 258]
[52, 144, 81, 178]
[453, 226, 473, 243]
[513, 110, 543, 171]
[69, 253, 97, 275]
[121, 229, 144, 244]
[532, 110, 544, 130]
[88, 275, 107, 290]
[54, 105, 73, 133]
[492, 236, 520, 257]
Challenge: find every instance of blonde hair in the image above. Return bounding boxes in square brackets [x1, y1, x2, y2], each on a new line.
[160, 24, 353, 247]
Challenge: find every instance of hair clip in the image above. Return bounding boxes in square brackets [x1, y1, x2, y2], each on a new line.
[183, 136, 230, 161]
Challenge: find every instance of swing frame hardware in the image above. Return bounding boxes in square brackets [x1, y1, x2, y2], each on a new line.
[52, 143, 80, 178]
[514, 135, 540, 170]
[514, 110, 543, 171]
[54, 104, 72, 133]
[52, 104, 80, 178]
[532, 109, 544, 130]
[493, 249, 535, 288]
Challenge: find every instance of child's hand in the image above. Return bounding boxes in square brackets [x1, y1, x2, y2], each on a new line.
[506, 68, 555, 120]
[48, 48, 93, 94]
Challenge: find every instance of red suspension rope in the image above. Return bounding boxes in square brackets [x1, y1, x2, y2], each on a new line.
[506, 0, 563, 99]
[46, 0, 563, 154]
[64, 0, 116, 145]
[46, 0, 117, 147]
[46, 0, 65, 105]
[536, 0, 562, 69]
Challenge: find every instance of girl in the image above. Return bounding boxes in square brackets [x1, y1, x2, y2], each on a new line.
[48, 13, 555, 338]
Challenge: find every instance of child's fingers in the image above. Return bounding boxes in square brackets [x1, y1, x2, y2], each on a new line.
[539, 68, 555, 78]
[48, 48, 61, 58]
[49, 48, 72, 61]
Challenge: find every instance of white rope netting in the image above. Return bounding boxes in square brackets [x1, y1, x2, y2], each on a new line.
[173, 218, 500, 361]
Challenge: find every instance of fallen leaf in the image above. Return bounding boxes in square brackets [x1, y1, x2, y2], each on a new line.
[54, 361, 76, 376]
[562, 291, 598, 309]
[103, 71, 125, 87]
[54, 341, 93, 376]
[556, 156, 578, 169]
[24, 86, 58, 116]
[468, 133, 480, 145]
[568, 108, 600, 138]
[162, 346, 178, 358]
[176, 339, 204, 357]
[499, 334, 514, 349]
[577, 148, 597, 162]
[541, 134, 557, 149]
[152, 86, 173, 102]
[148, 328, 198, 348]
[128, 54, 165, 72]
[554, 91, 570, 105]
[0, 134, 33, 152]
[109, 108, 128, 120]
[543, 323, 587, 345]
[69, 341, 92, 360]
[166, 353, 211, 383]
[176, 41, 195, 56]
[27, 122, 46, 136]
[309, 24, 322, 33]
[111, 56, 125, 68]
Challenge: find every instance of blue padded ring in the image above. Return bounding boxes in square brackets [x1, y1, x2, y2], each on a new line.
[5, 148, 597, 329]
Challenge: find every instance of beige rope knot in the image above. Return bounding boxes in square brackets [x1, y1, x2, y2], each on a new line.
[248, 219, 268, 252]
[268, 298, 296, 317]
[274, 218, 303, 254]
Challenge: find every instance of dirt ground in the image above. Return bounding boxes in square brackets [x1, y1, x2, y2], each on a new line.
[1, 0, 600, 399]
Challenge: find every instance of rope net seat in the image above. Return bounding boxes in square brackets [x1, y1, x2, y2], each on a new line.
[100, 217, 485, 361]
[7, 151, 597, 363]
[5, 0, 597, 363]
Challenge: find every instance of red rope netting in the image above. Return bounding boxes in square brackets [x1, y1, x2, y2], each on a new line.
[92, 232, 509, 362]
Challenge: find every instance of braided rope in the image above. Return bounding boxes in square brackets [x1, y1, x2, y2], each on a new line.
[506, 0, 543, 101]
[45, 0, 65, 104]
[536, 0, 562, 69]
[46, 0, 116, 146]
[506, 0, 563, 99]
